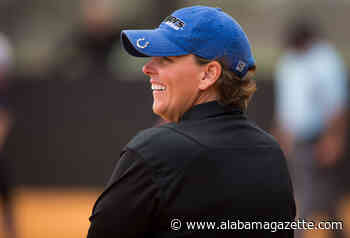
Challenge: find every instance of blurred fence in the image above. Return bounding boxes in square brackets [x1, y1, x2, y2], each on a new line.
[4, 74, 349, 187]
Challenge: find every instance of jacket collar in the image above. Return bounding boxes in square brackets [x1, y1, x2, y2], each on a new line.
[180, 101, 245, 122]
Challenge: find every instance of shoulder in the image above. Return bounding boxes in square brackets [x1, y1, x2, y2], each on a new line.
[125, 125, 204, 170]
[126, 125, 198, 150]
[247, 120, 282, 147]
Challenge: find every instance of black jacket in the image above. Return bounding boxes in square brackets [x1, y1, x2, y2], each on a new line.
[87, 101, 296, 237]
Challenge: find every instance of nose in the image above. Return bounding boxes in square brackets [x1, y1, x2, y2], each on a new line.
[142, 58, 156, 76]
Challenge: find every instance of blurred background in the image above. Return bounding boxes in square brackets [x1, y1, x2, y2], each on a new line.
[0, 0, 349, 238]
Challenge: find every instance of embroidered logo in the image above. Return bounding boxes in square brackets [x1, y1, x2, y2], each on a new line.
[136, 38, 150, 49]
[163, 15, 185, 30]
[235, 60, 246, 73]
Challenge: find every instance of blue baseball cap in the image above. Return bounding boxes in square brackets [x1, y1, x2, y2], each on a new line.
[121, 5, 255, 78]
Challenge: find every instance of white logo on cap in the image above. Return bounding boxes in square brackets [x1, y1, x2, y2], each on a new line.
[236, 60, 246, 73]
[136, 38, 150, 49]
[163, 15, 185, 30]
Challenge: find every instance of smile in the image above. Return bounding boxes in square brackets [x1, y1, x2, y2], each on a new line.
[151, 84, 166, 91]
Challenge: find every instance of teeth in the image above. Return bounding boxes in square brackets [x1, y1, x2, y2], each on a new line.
[151, 84, 166, 91]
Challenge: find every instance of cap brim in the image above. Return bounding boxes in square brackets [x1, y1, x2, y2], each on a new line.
[121, 28, 189, 57]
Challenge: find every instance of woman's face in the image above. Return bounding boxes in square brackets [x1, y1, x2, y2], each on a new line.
[142, 54, 205, 122]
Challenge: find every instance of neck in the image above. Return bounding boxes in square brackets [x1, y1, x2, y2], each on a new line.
[171, 89, 217, 122]
[164, 90, 218, 123]
[193, 88, 218, 107]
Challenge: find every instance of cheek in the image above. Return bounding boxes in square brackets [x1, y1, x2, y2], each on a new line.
[167, 80, 199, 111]
[174, 74, 200, 97]
[160, 66, 201, 104]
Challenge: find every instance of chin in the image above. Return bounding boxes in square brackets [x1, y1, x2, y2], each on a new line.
[153, 106, 170, 122]
[152, 103, 163, 116]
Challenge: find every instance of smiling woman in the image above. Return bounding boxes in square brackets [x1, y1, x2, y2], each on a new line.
[143, 55, 219, 122]
[87, 5, 295, 238]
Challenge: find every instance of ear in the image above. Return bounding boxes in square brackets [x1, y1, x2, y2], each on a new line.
[198, 61, 222, 90]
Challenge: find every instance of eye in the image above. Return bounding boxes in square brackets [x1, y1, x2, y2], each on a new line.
[162, 56, 173, 62]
